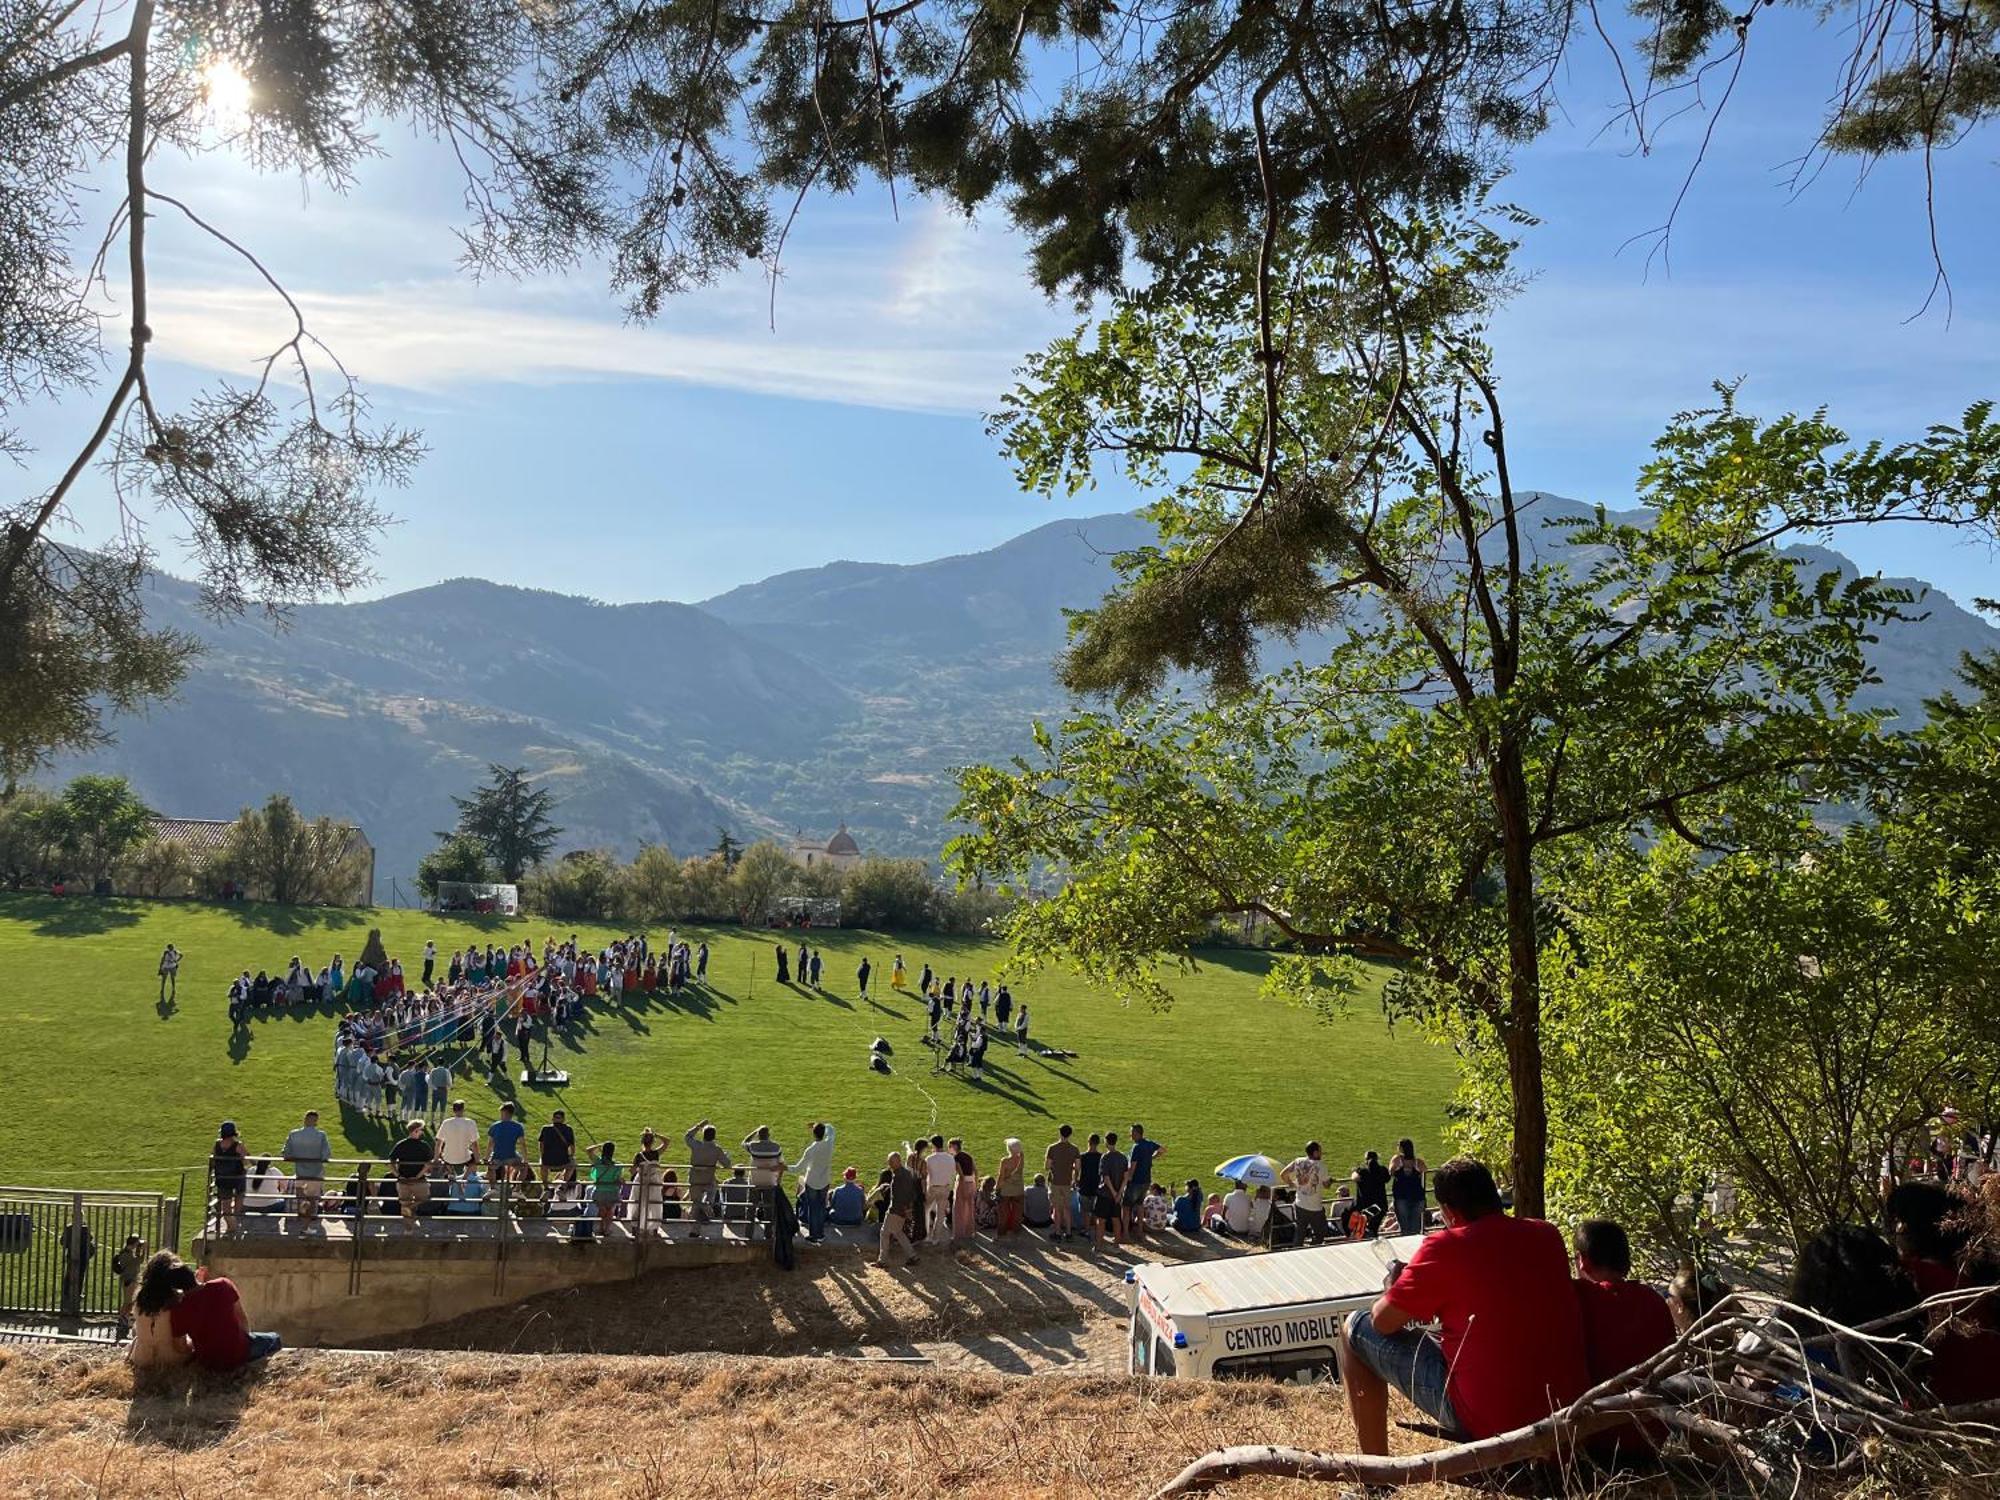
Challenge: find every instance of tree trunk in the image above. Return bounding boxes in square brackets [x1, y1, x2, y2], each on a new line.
[1495, 747, 1547, 1219]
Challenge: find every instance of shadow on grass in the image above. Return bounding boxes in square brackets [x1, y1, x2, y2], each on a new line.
[208, 902, 369, 939]
[17, 895, 149, 937]
[126, 1364, 262, 1449]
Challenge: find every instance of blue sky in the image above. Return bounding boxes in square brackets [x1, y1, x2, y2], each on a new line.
[29, 10, 1999, 610]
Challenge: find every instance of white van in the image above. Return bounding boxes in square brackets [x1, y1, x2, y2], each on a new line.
[1125, 1235, 1425, 1382]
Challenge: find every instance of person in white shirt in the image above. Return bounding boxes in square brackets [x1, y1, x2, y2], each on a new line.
[436, 1099, 480, 1182]
[421, 940, 437, 988]
[1222, 1185, 1253, 1237]
[922, 1135, 956, 1243]
[1282, 1140, 1331, 1244]
[790, 1121, 837, 1243]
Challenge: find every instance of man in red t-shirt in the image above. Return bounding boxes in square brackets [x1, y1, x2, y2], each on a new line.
[169, 1273, 283, 1370]
[1573, 1219, 1675, 1382]
[1337, 1158, 1588, 1452]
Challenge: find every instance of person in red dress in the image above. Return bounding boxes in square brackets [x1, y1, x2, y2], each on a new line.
[1338, 1158, 1589, 1452]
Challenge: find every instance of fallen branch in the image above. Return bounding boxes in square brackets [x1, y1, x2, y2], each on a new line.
[1150, 1292, 2000, 1498]
[1149, 1394, 1658, 1497]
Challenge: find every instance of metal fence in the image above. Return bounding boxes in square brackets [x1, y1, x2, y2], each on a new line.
[0, 1186, 182, 1337]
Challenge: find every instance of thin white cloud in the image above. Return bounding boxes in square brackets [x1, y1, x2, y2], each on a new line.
[133, 201, 1072, 416]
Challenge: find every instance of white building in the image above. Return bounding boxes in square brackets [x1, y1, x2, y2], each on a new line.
[790, 823, 864, 870]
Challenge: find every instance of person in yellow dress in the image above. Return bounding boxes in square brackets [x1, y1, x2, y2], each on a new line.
[891, 954, 907, 990]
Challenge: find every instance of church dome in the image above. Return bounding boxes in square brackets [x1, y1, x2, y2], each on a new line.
[825, 824, 860, 856]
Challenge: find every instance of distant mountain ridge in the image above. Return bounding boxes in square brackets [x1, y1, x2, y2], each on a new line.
[51, 502, 1999, 897]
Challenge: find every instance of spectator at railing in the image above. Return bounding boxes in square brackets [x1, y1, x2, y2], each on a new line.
[486, 1103, 526, 1182]
[588, 1142, 624, 1235]
[684, 1119, 731, 1238]
[743, 1126, 785, 1237]
[388, 1120, 435, 1232]
[211, 1122, 248, 1236]
[790, 1122, 836, 1244]
[282, 1111, 330, 1224]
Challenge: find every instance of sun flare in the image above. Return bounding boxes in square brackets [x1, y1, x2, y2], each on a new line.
[202, 57, 253, 128]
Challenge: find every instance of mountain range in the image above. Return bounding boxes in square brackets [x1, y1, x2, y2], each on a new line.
[50, 499, 1999, 898]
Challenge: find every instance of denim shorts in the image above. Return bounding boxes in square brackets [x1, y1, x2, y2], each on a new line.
[1344, 1310, 1464, 1437]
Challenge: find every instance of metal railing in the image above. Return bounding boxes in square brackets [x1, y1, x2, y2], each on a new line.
[0, 1185, 181, 1336]
[204, 1156, 776, 1237]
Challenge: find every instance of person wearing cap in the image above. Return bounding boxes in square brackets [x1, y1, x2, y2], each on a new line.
[211, 1121, 249, 1235]
[831, 1167, 866, 1226]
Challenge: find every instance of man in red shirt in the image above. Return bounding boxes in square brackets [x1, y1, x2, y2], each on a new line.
[1573, 1219, 1676, 1381]
[1337, 1157, 1588, 1452]
[168, 1271, 283, 1370]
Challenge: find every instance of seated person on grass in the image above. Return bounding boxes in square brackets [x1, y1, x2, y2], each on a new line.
[1218, 1184, 1254, 1238]
[1573, 1217, 1676, 1458]
[1023, 1173, 1054, 1230]
[1174, 1180, 1203, 1233]
[1338, 1157, 1588, 1454]
[1573, 1219, 1676, 1383]
[133, 1252, 283, 1372]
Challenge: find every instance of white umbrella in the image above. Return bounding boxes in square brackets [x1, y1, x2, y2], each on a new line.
[1215, 1154, 1280, 1187]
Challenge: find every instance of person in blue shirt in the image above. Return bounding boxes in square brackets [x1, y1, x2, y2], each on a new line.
[1173, 1178, 1203, 1233]
[1126, 1124, 1165, 1242]
[830, 1167, 867, 1225]
[486, 1102, 527, 1182]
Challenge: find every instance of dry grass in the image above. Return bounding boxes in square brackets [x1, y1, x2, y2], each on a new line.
[0, 1345, 1465, 1499]
[358, 1239, 1144, 1359]
[3, 1345, 1991, 1500]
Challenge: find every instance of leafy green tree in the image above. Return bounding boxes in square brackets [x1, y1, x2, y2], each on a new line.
[729, 841, 798, 924]
[39, 773, 152, 885]
[416, 834, 492, 902]
[1479, 819, 2000, 1255]
[842, 856, 939, 930]
[1896, 646, 2000, 864]
[214, 793, 368, 905]
[620, 843, 686, 924]
[523, 848, 620, 922]
[118, 835, 199, 899]
[951, 213, 2000, 1216]
[449, 765, 561, 882]
[679, 852, 737, 922]
[0, 786, 57, 888]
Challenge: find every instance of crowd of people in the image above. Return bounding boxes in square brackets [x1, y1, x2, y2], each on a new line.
[184, 925, 1998, 1438]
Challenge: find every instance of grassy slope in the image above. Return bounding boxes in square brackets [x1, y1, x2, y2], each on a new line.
[0, 895, 1454, 1202]
[0, 1348, 1487, 1500]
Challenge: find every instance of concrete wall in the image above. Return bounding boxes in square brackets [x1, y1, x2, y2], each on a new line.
[195, 1233, 752, 1347]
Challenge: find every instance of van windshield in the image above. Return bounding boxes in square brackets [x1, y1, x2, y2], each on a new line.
[1212, 1346, 1337, 1385]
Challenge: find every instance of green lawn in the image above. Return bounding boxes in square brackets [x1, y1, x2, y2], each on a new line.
[0, 894, 1456, 1210]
